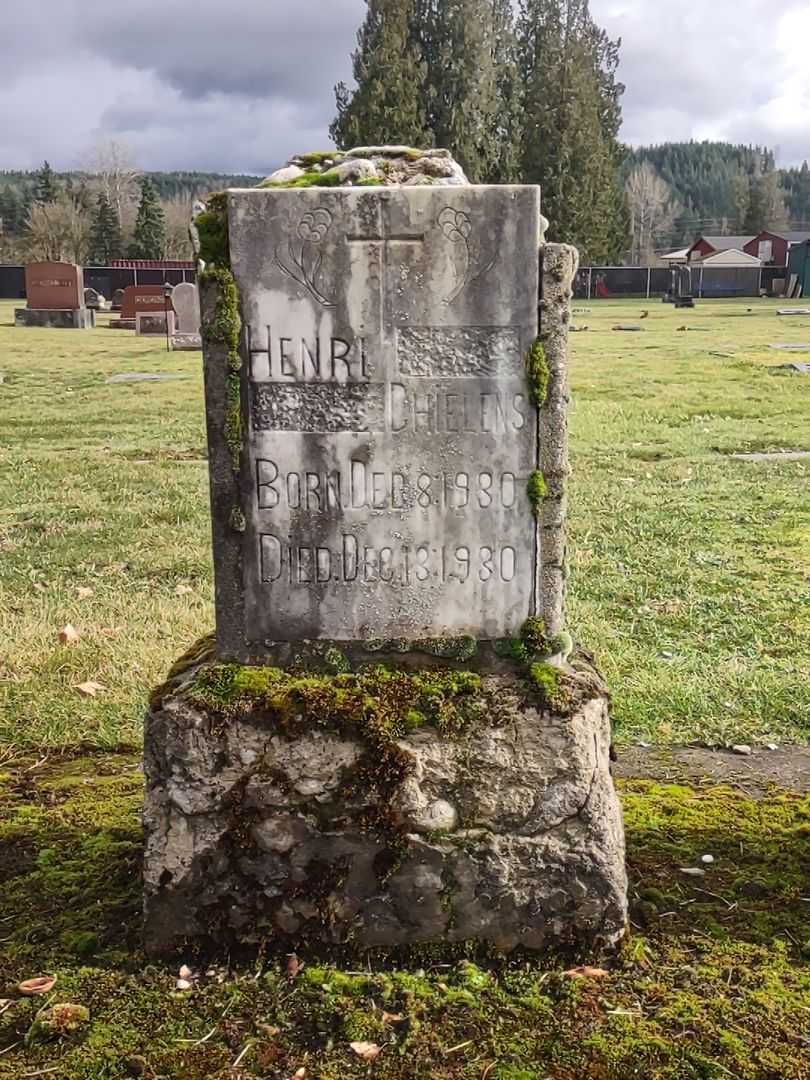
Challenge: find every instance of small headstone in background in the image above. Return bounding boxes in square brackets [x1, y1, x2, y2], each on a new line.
[170, 332, 202, 351]
[777, 308, 810, 316]
[769, 343, 810, 351]
[136, 312, 175, 336]
[112, 288, 125, 311]
[170, 283, 202, 348]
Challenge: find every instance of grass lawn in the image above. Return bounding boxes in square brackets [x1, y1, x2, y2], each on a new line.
[0, 296, 808, 750]
[0, 296, 808, 1079]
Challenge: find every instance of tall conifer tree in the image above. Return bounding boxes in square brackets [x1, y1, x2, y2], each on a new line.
[33, 160, 59, 204]
[518, 0, 629, 262]
[128, 177, 166, 259]
[331, 0, 430, 150]
[90, 192, 122, 263]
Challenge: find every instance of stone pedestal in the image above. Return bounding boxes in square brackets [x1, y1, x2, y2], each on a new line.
[15, 307, 95, 329]
[143, 646, 627, 958]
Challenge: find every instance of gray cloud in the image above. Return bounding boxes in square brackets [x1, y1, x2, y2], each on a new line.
[1, 1, 808, 174]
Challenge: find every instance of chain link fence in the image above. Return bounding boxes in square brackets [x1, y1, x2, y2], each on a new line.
[573, 265, 788, 301]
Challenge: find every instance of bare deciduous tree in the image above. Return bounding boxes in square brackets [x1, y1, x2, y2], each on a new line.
[161, 194, 195, 260]
[26, 196, 91, 263]
[82, 139, 141, 223]
[625, 162, 680, 264]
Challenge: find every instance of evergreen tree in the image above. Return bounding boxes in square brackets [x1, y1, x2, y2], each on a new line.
[128, 177, 166, 259]
[414, 0, 515, 181]
[517, 0, 629, 261]
[0, 186, 26, 236]
[89, 192, 122, 263]
[331, 0, 430, 150]
[33, 160, 58, 204]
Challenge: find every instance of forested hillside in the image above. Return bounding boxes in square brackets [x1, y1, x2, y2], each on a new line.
[625, 141, 810, 250]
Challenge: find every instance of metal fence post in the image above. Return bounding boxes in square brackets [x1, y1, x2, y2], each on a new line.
[699, 265, 704, 298]
[647, 267, 651, 299]
[588, 267, 593, 300]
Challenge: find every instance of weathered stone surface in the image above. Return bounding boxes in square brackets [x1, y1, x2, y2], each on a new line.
[207, 185, 541, 657]
[265, 164, 305, 184]
[14, 307, 94, 329]
[143, 655, 627, 957]
[171, 282, 201, 334]
[262, 146, 469, 189]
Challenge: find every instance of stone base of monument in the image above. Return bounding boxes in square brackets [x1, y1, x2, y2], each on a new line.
[14, 307, 95, 329]
[108, 318, 136, 330]
[143, 644, 627, 959]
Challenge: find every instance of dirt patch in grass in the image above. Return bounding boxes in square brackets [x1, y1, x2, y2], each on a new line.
[615, 744, 810, 797]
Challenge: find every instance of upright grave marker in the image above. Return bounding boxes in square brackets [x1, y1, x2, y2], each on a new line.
[15, 262, 94, 329]
[144, 157, 626, 957]
[210, 186, 544, 658]
[170, 281, 202, 349]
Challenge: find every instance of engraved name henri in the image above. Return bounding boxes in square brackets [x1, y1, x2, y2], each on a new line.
[261, 534, 518, 587]
[257, 459, 519, 512]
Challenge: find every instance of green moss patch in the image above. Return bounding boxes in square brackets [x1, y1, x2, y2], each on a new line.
[527, 470, 547, 517]
[200, 266, 242, 473]
[194, 191, 229, 270]
[188, 662, 483, 743]
[0, 757, 808, 1078]
[526, 338, 550, 407]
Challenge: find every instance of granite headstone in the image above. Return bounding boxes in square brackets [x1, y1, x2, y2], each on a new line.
[15, 262, 94, 328]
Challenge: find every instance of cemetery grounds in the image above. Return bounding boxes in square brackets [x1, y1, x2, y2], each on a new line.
[0, 296, 808, 1078]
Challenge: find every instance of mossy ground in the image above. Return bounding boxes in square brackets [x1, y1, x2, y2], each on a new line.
[1, 753, 807, 1078]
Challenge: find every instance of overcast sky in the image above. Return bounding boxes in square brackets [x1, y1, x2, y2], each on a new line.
[3, 1, 809, 175]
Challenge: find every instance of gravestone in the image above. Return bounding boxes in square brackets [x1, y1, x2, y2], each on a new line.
[15, 262, 94, 329]
[112, 288, 125, 310]
[143, 158, 627, 958]
[136, 311, 175, 336]
[170, 282, 202, 349]
[121, 285, 172, 319]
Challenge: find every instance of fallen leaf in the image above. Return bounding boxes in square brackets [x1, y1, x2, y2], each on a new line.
[286, 953, 302, 979]
[175, 584, 193, 596]
[350, 1041, 381, 1062]
[680, 867, 706, 877]
[563, 966, 609, 980]
[77, 587, 94, 600]
[58, 624, 80, 645]
[175, 978, 192, 991]
[381, 1011, 404, 1024]
[256, 1023, 280, 1038]
[178, 964, 193, 980]
[76, 680, 106, 697]
[289, 1070, 306, 1079]
[18, 975, 56, 996]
